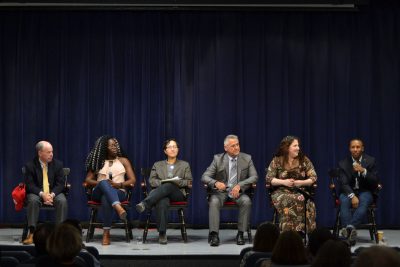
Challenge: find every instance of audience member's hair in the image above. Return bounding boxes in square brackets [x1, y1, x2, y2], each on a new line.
[354, 246, 400, 267]
[63, 219, 83, 236]
[311, 240, 352, 267]
[307, 227, 335, 257]
[46, 223, 82, 264]
[63, 218, 86, 248]
[271, 230, 308, 265]
[33, 222, 55, 256]
[253, 222, 280, 252]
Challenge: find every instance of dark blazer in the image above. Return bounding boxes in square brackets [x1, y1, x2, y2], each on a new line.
[201, 152, 258, 192]
[149, 159, 193, 197]
[338, 153, 379, 195]
[24, 157, 65, 196]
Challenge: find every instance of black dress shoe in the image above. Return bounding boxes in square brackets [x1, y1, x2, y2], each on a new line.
[135, 202, 146, 213]
[159, 233, 168, 245]
[210, 232, 220, 247]
[236, 231, 245, 245]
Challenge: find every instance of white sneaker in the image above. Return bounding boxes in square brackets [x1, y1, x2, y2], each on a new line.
[340, 227, 348, 238]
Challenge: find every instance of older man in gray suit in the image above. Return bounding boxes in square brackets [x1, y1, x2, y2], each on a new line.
[202, 134, 258, 246]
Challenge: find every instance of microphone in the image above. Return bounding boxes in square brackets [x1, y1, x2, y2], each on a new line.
[108, 172, 113, 180]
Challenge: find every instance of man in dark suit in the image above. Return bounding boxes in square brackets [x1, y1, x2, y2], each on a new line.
[202, 134, 258, 246]
[22, 141, 68, 245]
[338, 138, 379, 245]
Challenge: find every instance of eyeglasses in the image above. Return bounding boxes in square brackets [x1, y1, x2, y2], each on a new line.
[166, 145, 178, 149]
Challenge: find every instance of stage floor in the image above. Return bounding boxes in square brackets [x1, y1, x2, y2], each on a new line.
[0, 228, 398, 256]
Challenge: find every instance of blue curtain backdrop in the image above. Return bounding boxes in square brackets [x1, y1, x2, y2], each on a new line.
[0, 5, 399, 228]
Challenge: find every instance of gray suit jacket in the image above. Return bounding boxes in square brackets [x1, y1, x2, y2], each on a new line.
[149, 159, 193, 196]
[201, 152, 258, 192]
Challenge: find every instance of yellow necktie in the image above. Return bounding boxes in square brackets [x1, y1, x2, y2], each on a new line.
[43, 164, 50, 194]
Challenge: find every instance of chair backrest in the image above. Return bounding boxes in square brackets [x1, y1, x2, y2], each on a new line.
[78, 251, 95, 267]
[239, 246, 253, 260]
[328, 168, 341, 206]
[243, 252, 272, 267]
[271, 264, 311, 267]
[0, 251, 33, 262]
[0, 256, 20, 267]
[0, 245, 36, 257]
[255, 258, 271, 267]
[84, 246, 99, 259]
[141, 168, 151, 198]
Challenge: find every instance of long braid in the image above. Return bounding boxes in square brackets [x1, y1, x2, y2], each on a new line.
[85, 135, 110, 172]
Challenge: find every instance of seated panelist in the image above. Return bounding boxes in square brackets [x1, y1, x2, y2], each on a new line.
[85, 135, 136, 245]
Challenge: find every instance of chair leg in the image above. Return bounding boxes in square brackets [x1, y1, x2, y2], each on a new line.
[129, 221, 134, 240]
[22, 215, 29, 241]
[124, 219, 130, 243]
[333, 209, 341, 238]
[143, 211, 151, 243]
[86, 208, 97, 243]
[178, 208, 188, 243]
[369, 208, 378, 243]
[272, 208, 277, 225]
[272, 208, 281, 231]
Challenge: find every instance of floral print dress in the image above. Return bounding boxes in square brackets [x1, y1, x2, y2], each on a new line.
[266, 156, 317, 232]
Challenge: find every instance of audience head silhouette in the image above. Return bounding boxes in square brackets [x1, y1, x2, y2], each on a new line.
[271, 230, 307, 265]
[311, 239, 351, 267]
[253, 222, 280, 252]
[46, 223, 82, 265]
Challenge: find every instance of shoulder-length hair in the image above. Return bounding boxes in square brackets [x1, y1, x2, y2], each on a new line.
[274, 135, 305, 166]
[271, 230, 308, 265]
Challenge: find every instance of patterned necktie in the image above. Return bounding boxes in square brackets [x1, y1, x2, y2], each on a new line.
[43, 164, 50, 194]
[354, 160, 360, 189]
[228, 158, 237, 188]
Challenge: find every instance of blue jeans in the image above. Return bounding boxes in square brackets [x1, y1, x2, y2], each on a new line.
[339, 191, 373, 228]
[92, 180, 127, 228]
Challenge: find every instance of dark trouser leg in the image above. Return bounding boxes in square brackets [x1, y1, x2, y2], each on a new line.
[54, 193, 68, 224]
[235, 194, 251, 232]
[151, 183, 185, 233]
[209, 192, 227, 233]
[26, 193, 41, 230]
[144, 183, 183, 208]
[155, 198, 170, 233]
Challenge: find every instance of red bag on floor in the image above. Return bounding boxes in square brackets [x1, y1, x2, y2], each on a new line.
[12, 183, 26, 211]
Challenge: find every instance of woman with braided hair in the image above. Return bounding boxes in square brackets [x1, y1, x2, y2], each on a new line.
[85, 135, 136, 245]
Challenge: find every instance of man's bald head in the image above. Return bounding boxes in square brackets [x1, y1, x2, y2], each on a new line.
[36, 141, 53, 163]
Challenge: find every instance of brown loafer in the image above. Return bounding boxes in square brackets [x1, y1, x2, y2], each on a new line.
[22, 233, 34, 245]
[102, 229, 110, 245]
[115, 204, 127, 220]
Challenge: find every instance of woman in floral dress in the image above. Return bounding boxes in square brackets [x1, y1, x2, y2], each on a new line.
[266, 136, 317, 232]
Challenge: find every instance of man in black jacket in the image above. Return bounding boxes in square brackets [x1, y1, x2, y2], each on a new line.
[338, 139, 379, 245]
[22, 141, 68, 245]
